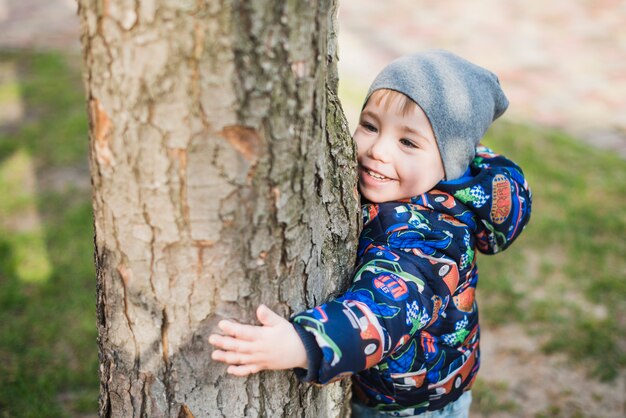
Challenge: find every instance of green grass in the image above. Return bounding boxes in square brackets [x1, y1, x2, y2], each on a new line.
[0, 51, 88, 166]
[0, 50, 97, 417]
[470, 378, 519, 416]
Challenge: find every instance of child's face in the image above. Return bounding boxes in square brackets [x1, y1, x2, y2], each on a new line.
[354, 91, 445, 203]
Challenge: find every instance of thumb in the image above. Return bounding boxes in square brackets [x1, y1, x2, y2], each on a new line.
[256, 304, 283, 327]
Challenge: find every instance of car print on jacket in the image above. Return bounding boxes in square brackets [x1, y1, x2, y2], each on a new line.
[293, 307, 343, 367]
[354, 259, 425, 293]
[342, 300, 389, 369]
[428, 348, 478, 399]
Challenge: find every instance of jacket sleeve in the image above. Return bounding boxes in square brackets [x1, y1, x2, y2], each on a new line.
[291, 241, 447, 384]
[437, 145, 532, 254]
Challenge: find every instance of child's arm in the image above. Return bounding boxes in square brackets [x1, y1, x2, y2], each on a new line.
[438, 145, 532, 254]
[210, 202, 459, 382]
[209, 245, 440, 383]
[209, 304, 308, 376]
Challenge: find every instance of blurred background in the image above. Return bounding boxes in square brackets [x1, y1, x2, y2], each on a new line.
[0, 0, 624, 416]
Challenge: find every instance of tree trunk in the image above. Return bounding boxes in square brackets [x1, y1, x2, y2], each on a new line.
[78, 0, 359, 417]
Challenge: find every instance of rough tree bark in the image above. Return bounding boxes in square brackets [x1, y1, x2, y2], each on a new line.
[78, 0, 359, 417]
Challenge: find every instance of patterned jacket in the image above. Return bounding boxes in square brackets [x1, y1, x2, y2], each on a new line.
[291, 146, 532, 413]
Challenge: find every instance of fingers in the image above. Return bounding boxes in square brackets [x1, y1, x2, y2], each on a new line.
[211, 349, 256, 366]
[211, 350, 266, 377]
[227, 364, 262, 377]
[208, 334, 254, 353]
[208, 307, 287, 378]
[217, 319, 261, 341]
[256, 304, 283, 327]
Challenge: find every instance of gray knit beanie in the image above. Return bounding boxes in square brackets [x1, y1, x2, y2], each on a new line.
[364, 49, 509, 180]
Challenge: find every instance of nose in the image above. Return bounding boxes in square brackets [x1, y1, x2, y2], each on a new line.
[367, 135, 391, 163]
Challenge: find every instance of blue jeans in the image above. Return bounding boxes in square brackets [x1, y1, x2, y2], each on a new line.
[351, 392, 472, 418]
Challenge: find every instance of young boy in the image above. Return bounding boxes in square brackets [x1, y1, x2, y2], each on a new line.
[209, 49, 532, 417]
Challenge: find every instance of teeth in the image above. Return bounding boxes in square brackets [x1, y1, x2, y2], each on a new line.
[367, 170, 388, 180]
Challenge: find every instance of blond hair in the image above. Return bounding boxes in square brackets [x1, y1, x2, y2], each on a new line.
[367, 89, 420, 117]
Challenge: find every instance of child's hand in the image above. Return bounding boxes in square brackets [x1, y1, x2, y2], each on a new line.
[208, 304, 308, 376]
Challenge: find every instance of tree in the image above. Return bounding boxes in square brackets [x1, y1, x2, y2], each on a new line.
[77, 0, 359, 416]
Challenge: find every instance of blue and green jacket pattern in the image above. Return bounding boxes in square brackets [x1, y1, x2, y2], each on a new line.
[292, 147, 532, 413]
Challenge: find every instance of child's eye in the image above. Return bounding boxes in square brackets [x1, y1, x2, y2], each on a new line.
[400, 138, 418, 148]
[361, 122, 378, 133]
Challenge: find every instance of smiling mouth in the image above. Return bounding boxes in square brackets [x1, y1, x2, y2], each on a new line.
[364, 168, 393, 181]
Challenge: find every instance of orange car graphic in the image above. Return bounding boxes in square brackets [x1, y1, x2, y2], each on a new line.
[410, 249, 460, 294]
[391, 366, 427, 390]
[453, 286, 475, 313]
[342, 300, 388, 369]
[429, 191, 457, 209]
[428, 349, 477, 399]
